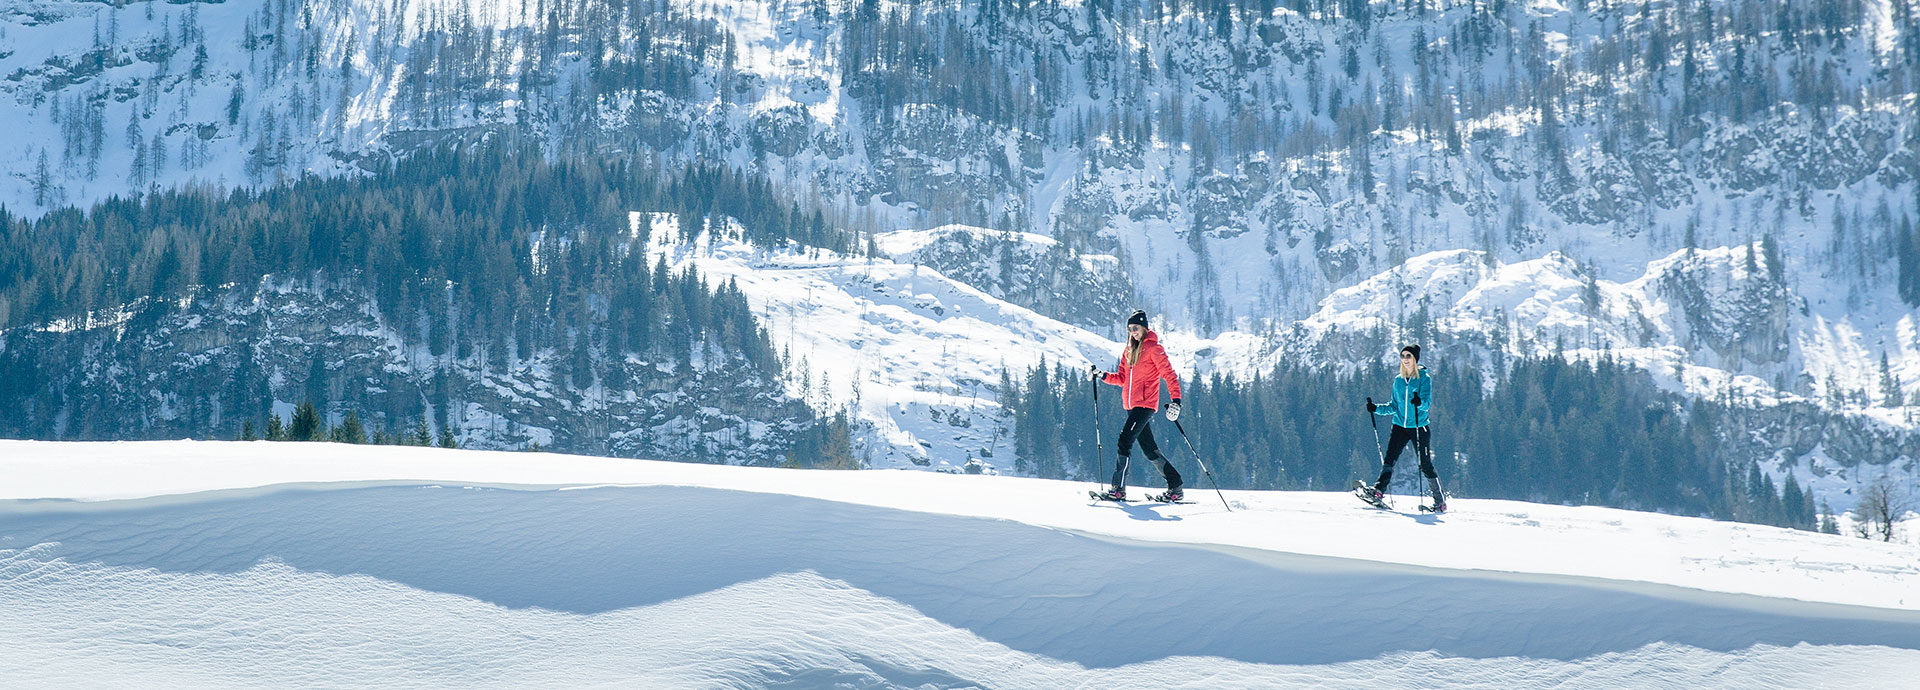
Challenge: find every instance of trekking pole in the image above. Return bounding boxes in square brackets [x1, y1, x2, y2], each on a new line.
[1171, 418, 1232, 512]
[1366, 396, 1390, 508]
[1091, 373, 1105, 493]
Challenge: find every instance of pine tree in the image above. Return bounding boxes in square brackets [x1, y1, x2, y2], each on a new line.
[289, 401, 326, 441]
[129, 136, 150, 187]
[437, 424, 458, 449]
[148, 135, 166, 184]
[411, 418, 433, 446]
[227, 82, 245, 126]
[1899, 215, 1919, 307]
[1760, 232, 1785, 284]
[1880, 352, 1905, 407]
[1780, 472, 1808, 529]
[30, 149, 55, 207]
[333, 410, 366, 444]
[266, 413, 287, 441]
[239, 419, 258, 441]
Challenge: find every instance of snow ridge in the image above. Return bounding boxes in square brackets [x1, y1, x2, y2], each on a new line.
[3, 440, 1918, 687]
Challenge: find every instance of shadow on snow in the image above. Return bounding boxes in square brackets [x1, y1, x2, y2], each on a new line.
[4, 485, 1918, 667]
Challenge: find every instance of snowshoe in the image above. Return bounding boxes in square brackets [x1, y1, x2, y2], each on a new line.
[1420, 477, 1448, 513]
[1089, 488, 1129, 502]
[1146, 490, 1191, 504]
[1351, 480, 1390, 510]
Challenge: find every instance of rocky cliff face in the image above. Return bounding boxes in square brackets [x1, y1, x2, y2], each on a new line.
[876, 225, 1135, 332]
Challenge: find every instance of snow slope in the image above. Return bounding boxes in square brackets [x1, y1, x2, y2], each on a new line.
[641, 213, 1120, 471]
[638, 212, 1294, 474]
[3, 440, 1918, 687]
[1295, 245, 1920, 417]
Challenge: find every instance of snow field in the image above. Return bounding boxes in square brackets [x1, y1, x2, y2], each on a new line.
[5, 477, 1920, 688]
[5, 439, 1917, 613]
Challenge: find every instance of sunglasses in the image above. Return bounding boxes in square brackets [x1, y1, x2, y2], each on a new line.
[1400, 353, 1414, 359]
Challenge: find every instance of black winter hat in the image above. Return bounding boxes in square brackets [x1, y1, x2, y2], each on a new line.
[1127, 310, 1149, 328]
[1401, 344, 1421, 361]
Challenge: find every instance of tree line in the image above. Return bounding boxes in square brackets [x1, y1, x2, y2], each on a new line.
[237, 402, 459, 449]
[1006, 353, 1821, 530]
[0, 144, 859, 468]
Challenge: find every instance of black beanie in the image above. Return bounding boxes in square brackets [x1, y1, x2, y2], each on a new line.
[1127, 310, 1149, 328]
[1401, 344, 1421, 361]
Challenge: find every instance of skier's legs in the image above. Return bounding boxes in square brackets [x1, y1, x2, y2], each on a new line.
[1376, 425, 1414, 493]
[1136, 423, 1182, 491]
[1415, 427, 1446, 508]
[1416, 427, 1438, 479]
[1112, 408, 1153, 490]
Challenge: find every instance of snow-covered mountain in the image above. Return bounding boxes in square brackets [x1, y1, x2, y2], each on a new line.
[2, 0, 1917, 508]
[640, 211, 1284, 474]
[3, 0, 1913, 404]
[3, 440, 1917, 686]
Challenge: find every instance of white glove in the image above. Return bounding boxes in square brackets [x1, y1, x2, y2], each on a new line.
[1165, 400, 1181, 421]
[1089, 365, 1104, 381]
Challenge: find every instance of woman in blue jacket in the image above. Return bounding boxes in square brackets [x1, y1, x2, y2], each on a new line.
[1359, 344, 1446, 512]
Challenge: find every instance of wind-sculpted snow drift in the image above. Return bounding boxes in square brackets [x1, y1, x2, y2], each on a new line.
[3, 444, 1919, 687]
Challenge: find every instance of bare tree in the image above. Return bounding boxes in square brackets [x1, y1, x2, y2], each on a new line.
[1853, 475, 1909, 542]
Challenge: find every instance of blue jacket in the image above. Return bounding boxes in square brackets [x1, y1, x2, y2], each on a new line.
[1374, 367, 1432, 429]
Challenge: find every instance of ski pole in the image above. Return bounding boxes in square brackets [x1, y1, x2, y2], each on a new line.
[1366, 396, 1389, 508]
[1171, 418, 1232, 512]
[1092, 373, 1104, 493]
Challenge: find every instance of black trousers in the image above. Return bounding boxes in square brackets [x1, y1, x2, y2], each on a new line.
[1113, 407, 1182, 491]
[1374, 425, 1436, 493]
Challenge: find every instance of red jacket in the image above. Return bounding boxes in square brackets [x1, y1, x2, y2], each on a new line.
[1103, 329, 1181, 410]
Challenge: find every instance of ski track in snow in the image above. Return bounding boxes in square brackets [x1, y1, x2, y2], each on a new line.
[3, 483, 1918, 689]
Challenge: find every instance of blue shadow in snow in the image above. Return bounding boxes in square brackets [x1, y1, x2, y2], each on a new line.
[4, 484, 1919, 668]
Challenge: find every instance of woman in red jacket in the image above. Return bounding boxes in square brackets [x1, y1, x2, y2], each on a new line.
[1089, 310, 1183, 501]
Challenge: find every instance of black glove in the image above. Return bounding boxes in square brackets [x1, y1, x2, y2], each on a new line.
[1410, 393, 1422, 407]
[1365, 396, 1376, 413]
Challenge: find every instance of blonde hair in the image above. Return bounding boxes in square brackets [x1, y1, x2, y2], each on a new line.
[1400, 358, 1418, 379]
[1125, 333, 1142, 366]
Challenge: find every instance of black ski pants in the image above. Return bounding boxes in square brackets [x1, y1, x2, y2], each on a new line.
[1113, 407, 1182, 492]
[1374, 424, 1436, 493]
